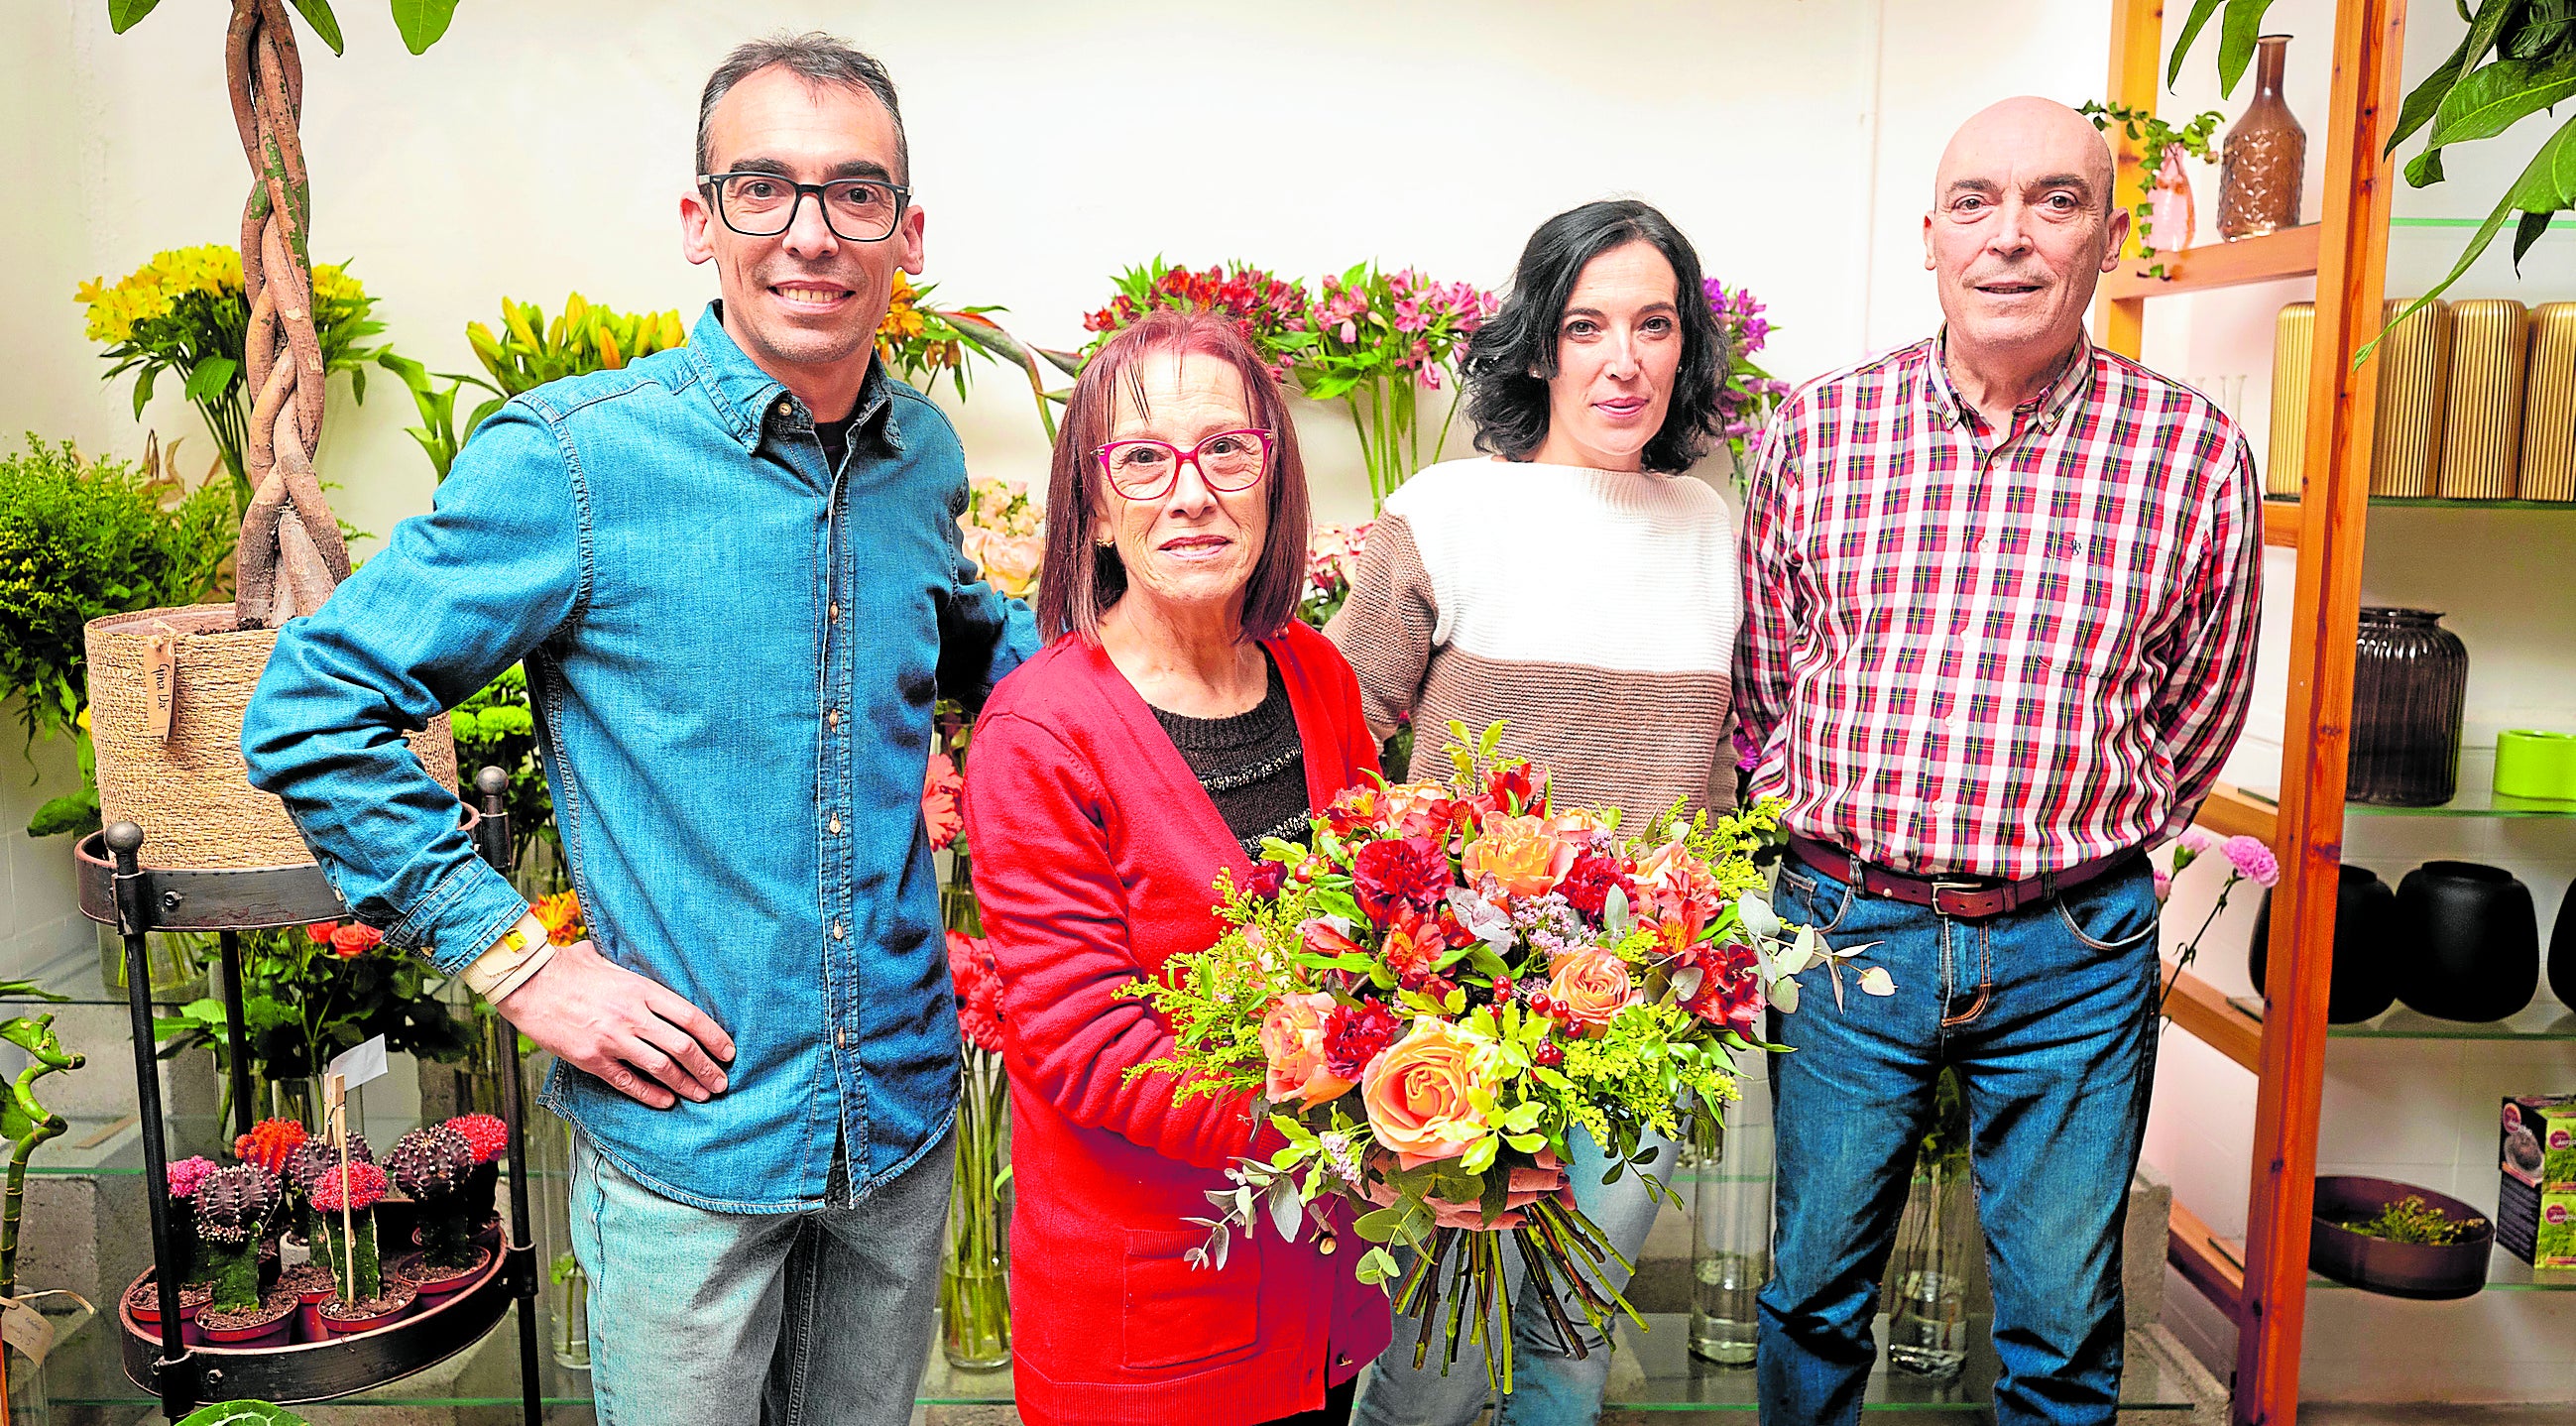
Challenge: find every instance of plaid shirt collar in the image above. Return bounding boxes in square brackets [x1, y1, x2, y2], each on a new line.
[1921, 328, 2097, 438]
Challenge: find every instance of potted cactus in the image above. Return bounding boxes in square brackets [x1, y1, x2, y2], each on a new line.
[130, 1155, 218, 1344]
[192, 1165, 296, 1346]
[443, 1112, 508, 1245]
[388, 1125, 490, 1296]
[280, 1131, 371, 1336]
[308, 1157, 414, 1334]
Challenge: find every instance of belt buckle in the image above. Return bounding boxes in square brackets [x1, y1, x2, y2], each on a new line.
[1930, 879, 2002, 920]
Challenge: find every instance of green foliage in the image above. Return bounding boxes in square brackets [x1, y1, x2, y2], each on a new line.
[2343, 1193, 2485, 1246]
[0, 437, 234, 781]
[448, 663, 560, 879]
[2, 990, 83, 1302]
[109, 0, 461, 59]
[377, 351, 500, 485]
[175, 1404, 313, 1426]
[2081, 101, 2225, 272]
[155, 929, 468, 1090]
[467, 294, 689, 400]
[2165, 0, 2281, 96]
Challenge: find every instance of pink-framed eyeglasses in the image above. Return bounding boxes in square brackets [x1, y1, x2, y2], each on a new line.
[1094, 427, 1274, 501]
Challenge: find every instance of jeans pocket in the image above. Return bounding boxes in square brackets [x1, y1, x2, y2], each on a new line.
[1777, 865, 1854, 934]
[2052, 871, 2159, 952]
[1119, 1227, 1261, 1370]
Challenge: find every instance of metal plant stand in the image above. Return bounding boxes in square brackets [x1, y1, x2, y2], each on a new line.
[73, 769, 543, 1422]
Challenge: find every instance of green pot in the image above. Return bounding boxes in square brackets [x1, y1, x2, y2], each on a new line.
[2494, 730, 2576, 802]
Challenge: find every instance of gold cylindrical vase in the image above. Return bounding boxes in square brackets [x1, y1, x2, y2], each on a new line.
[2435, 299, 2527, 499]
[2368, 298, 2451, 499]
[2267, 302, 2314, 498]
[2521, 302, 2576, 502]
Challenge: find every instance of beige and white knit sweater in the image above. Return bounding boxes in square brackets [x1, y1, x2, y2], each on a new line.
[1324, 456, 1742, 828]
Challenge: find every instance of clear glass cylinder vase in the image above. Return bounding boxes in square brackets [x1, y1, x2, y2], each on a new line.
[1689, 1046, 1772, 1367]
[940, 1042, 1012, 1370]
[95, 922, 208, 1001]
[1884, 1167, 1974, 1381]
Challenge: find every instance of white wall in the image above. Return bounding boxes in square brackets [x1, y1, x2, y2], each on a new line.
[2128, 0, 2576, 1403]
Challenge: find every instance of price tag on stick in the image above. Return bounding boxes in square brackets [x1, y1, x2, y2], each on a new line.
[325, 1035, 391, 1092]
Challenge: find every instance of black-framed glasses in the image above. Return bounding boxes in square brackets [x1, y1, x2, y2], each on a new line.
[1095, 428, 1275, 501]
[698, 172, 912, 242]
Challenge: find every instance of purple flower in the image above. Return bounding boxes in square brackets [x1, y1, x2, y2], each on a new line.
[2221, 835, 2280, 889]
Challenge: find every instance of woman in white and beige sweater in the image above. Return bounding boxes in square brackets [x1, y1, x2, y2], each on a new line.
[1328, 198, 1739, 1426]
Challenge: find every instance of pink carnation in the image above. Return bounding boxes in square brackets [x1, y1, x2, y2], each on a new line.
[2222, 835, 2280, 889]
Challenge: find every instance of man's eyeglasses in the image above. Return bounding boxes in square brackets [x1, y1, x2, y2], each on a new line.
[1095, 428, 1275, 501]
[698, 173, 911, 243]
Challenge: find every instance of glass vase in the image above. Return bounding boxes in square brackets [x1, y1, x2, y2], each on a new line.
[2348, 608, 2469, 806]
[1689, 1046, 1771, 1367]
[4, 1341, 49, 1426]
[95, 922, 208, 1001]
[2144, 147, 2197, 258]
[1884, 1166, 1974, 1381]
[940, 1042, 1012, 1370]
[2217, 34, 2305, 238]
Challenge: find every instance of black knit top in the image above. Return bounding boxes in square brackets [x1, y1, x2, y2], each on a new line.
[1150, 655, 1310, 857]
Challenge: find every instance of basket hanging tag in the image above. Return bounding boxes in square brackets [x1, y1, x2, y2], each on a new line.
[143, 632, 176, 740]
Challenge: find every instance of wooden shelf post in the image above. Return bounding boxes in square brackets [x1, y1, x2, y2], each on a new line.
[2234, 4, 2409, 1424]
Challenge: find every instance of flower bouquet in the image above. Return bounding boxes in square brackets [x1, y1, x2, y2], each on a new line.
[1122, 722, 1888, 1386]
[1082, 259, 1315, 382]
[1298, 265, 1496, 508]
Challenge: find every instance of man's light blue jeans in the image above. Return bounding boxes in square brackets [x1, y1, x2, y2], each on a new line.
[1352, 1129, 1679, 1426]
[1758, 852, 2162, 1426]
[570, 1127, 952, 1425]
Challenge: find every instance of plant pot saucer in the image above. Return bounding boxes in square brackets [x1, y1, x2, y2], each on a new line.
[118, 1201, 518, 1405]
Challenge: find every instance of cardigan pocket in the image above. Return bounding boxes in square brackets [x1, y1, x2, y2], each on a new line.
[1119, 1226, 1261, 1369]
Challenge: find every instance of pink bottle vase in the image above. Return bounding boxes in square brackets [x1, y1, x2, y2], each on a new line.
[2146, 148, 2196, 254]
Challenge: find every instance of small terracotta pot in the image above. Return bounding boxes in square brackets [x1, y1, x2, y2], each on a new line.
[397, 1245, 493, 1299]
[127, 1279, 208, 1348]
[317, 1280, 418, 1337]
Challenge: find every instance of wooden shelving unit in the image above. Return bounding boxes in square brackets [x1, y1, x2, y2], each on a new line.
[2096, 2, 2411, 1424]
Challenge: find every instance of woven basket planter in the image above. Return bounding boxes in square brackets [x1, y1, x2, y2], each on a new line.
[85, 604, 457, 871]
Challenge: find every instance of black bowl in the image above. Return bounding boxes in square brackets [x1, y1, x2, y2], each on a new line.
[2393, 861, 2539, 1022]
[2309, 1175, 2493, 1300]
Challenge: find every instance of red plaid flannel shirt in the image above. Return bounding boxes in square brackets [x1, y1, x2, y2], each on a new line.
[1735, 334, 2263, 879]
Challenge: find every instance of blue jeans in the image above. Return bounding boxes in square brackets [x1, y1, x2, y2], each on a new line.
[1758, 853, 2160, 1426]
[571, 1127, 952, 1425]
[1352, 1129, 1679, 1426]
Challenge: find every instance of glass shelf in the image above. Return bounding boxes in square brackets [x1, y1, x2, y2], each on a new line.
[2218, 993, 2576, 1042]
[2311, 1255, 2576, 1292]
[38, 1306, 2197, 1414]
[2, 937, 212, 1009]
[2346, 748, 2576, 820]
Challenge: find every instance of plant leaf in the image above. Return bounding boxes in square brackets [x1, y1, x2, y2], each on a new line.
[1858, 966, 1897, 998]
[1772, 976, 1800, 1014]
[2514, 206, 2557, 265]
[183, 355, 239, 405]
[2216, 0, 2282, 97]
[106, 0, 163, 32]
[2429, 52, 2576, 149]
[2166, 0, 2227, 88]
[287, 0, 344, 55]
[2360, 110, 2576, 363]
[2406, 145, 2449, 187]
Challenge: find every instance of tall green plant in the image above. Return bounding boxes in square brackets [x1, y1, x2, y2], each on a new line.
[0, 437, 236, 837]
[2168, 0, 2576, 351]
[0, 983, 82, 1304]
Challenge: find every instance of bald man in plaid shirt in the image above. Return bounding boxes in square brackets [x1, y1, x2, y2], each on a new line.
[1736, 98, 2261, 1426]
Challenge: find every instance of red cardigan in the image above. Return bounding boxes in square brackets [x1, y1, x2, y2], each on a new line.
[964, 622, 1394, 1426]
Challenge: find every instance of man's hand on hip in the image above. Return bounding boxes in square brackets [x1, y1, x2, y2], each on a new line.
[496, 940, 736, 1109]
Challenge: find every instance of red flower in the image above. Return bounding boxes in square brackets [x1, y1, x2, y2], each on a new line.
[922, 752, 965, 852]
[1321, 1000, 1404, 1080]
[233, 1118, 307, 1173]
[1350, 835, 1451, 924]
[1678, 940, 1767, 1040]
[1323, 783, 1387, 838]
[1486, 762, 1541, 816]
[328, 923, 384, 958]
[304, 922, 337, 946]
[1242, 861, 1289, 901]
[1301, 917, 1365, 963]
[1558, 853, 1637, 919]
[1380, 906, 1452, 988]
[306, 1159, 390, 1214]
[962, 975, 1005, 1055]
[445, 1113, 509, 1165]
[946, 931, 1006, 1054]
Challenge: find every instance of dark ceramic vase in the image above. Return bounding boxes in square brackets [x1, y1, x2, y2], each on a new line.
[2348, 609, 2470, 806]
[2549, 889, 2576, 1012]
[2250, 864, 2400, 1023]
[2394, 861, 2539, 1022]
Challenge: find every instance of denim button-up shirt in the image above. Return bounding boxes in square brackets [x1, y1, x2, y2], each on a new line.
[244, 305, 1037, 1211]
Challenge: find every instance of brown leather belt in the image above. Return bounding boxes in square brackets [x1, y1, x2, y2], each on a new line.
[1786, 834, 2141, 921]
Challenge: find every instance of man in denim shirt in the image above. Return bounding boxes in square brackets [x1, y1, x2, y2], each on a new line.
[244, 34, 1036, 1425]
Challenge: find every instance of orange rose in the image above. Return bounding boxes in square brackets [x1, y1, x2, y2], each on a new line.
[1462, 814, 1577, 899]
[1360, 1018, 1503, 1169]
[1260, 993, 1355, 1109]
[1546, 947, 1640, 1035]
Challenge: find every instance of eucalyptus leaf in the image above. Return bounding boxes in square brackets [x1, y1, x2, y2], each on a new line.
[1736, 893, 1781, 941]
[1858, 966, 1898, 998]
[1265, 1176, 1304, 1243]
[1773, 976, 1801, 1014]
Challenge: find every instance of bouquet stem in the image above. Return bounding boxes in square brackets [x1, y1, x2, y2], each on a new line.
[940, 1041, 1012, 1370]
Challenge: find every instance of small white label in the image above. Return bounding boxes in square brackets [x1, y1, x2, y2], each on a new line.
[2, 1297, 59, 1366]
[326, 1034, 391, 1091]
[143, 634, 176, 740]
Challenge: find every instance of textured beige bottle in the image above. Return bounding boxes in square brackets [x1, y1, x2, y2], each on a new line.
[2521, 303, 2576, 502]
[2267, 302, 2313, 498]
[2435, 299, 2528, 498]
[2369, 298, 2450, 498]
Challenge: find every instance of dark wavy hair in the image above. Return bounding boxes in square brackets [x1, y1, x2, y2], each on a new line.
[1461, 199, 1730, 475]
[1035, 309, 1312, 645]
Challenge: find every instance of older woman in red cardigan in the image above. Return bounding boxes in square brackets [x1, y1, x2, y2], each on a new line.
[963, 309, 1392, 1426]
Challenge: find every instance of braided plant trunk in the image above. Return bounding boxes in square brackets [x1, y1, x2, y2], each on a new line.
[225, 0, 350, 629]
